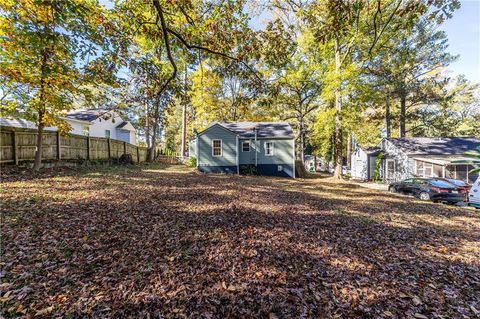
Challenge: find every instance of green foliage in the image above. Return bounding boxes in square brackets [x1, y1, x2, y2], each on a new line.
[464, 147, 480, 174]
[160, 147, 177, 157]
[374, 152, 386, 181]
[186, 156, 197, 167]
[0, 0, 109, 130]
[312, 108, 336, 161]
[240, 164, 258, 176]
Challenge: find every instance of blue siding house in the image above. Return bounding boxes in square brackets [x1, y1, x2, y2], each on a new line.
[189, 122, 296, 178]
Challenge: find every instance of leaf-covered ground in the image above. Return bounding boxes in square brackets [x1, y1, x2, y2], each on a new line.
[1, 164, 479, 318]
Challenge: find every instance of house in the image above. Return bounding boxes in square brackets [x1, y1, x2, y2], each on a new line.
[189, 122, 295, 178]
[352, 137, 480, 183]
[64, 109, 137, 145]
[0, 109, 137, 145]
[304, 155, 329, 172]
[351, 146, 382, 180]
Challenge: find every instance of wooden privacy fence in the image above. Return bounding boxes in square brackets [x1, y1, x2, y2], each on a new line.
[156, 155, 184, 164]
[0, 126, 148, 165]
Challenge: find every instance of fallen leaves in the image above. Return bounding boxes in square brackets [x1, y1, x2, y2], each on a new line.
[1, 164, 479, 318]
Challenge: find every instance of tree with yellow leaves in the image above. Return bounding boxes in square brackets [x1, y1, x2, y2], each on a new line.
[0, 0, 109, 170]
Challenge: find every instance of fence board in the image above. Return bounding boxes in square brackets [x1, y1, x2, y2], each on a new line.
[0, 126, 148, 164]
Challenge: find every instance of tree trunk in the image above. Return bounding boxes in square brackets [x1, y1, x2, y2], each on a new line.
[148, 121, 157, 162]
[34, 48, 48, 171]
[181, 65, 187, 157]
[298, 116, 305, 161]
[346, 134, 352, 168]
[333, 36, 343, 179]
[145, 103, 151, 149]
[181, 103, 187, 157]
[33, 112, 44, 171]
[399, 95, 406, 137]
[385, 100, 391, 138]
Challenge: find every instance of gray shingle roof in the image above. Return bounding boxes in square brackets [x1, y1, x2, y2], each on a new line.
[387, 137, 480, 155]
[218, 122, 294, 138]
[116, 121, 129, 129]
[65, 109, 111, 122]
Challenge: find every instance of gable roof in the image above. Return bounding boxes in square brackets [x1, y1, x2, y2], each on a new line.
[386, 137, 480, 155]
[65, 109, 112, 122]
[216, 122, 294, 138]
[364, 146, 382, 155]
[116, 121, 136, 131]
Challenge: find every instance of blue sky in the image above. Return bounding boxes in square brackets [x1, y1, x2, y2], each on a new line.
[440, 0, 480, 83]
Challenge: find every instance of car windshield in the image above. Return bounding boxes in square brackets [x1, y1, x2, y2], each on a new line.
[446, 179, 467, 186]
[429, 180, 455, 188]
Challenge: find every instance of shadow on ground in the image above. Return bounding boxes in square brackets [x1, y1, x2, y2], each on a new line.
[1, 166, 479, 318]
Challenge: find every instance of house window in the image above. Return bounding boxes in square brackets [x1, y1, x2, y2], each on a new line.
[82, 125, 89, 136]
[242, 141, 250, 152]
[212, 139, 222, 156]
[105, 130, 111, 138]
[417, 161, 433, 177]
[386, 159, 395, 180]
[265, 142, 274, 156]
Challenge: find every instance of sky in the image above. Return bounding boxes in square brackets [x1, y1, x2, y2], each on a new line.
[439, 0, 480, 83]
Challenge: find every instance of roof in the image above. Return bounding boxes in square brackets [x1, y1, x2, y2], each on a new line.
[0, 117, 37, 129]
[116, 121, 129, 129]
[387, 137, 480, 155]
[65, 109, 111, 122]
[364, 146, 382, 155]
[216, 122, 294, 138]
[0, 117, 57, 131]
[411, 155, 480, 166]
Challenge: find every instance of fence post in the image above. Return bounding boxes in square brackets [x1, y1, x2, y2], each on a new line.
[136, 146, 140, 163]
[87, 137, 91, 160]
[123, 141, 127, 155]
[56, 131, 61, 160]
[12, 130, 18, 165]
[107, 138, 112, 159]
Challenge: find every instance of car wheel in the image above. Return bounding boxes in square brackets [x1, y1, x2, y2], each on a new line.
[419, 192, 430, 201]
[389, 186, 397, 193]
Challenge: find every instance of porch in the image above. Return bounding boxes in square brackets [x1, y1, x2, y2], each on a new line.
[411, 155, 479, 184]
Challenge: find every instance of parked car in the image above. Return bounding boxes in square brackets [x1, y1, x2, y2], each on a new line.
[468, 176, 480, 209]
[434, 178, 471, 200]
[388, 178, 465, 204]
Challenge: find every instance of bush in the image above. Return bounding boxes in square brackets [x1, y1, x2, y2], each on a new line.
[240, 164, 258, 175]
[186, 156, 197, 167]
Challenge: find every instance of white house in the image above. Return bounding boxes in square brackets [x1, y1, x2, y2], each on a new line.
[351, 146, 382, 180]
[64, 109, 137, 145]
[0, 109, 137, 145]
[352, 137, 480, 183]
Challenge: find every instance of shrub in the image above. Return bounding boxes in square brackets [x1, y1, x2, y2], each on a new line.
[240, 164, 258, 175]
[186, 156, 197, 167]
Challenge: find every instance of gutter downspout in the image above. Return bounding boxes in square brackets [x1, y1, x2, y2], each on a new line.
[254, 128, 257, 167]
[195, 130, 199, 169]
[236, 135, 239, 174]
[292, 137, 296, 178]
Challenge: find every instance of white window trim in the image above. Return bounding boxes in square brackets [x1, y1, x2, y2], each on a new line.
[212, 139, 222, 157]
[416, 160, 433, 178]
[105, 129, 111, 138]
[242, 141, 250, 152]
[265, 141, 274, 156]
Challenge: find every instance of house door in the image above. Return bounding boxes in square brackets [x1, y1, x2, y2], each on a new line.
[386, 159, 395, 181]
